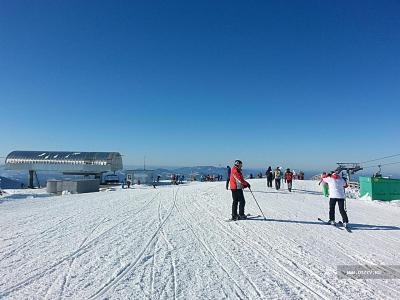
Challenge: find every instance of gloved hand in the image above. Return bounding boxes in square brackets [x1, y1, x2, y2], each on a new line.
[247, 183, 251, 189]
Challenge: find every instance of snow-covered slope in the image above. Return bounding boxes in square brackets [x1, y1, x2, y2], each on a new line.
[0, 180, 399, 299]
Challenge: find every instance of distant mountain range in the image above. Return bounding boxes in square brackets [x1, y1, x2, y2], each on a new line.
[0, 164, 312, 186]
[0, 176, 24, 189]
[2, 164, 397, 187]
[125, 166, 322, 180]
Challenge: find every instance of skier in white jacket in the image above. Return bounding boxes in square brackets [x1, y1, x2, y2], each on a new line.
[322, 172, 349, 227]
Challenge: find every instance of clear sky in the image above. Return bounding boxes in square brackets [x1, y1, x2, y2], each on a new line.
[1, 0, 399, 172]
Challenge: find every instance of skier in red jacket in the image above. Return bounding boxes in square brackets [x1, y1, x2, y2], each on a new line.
[284, 168, 293, 192]
[229, 160, 251, 220]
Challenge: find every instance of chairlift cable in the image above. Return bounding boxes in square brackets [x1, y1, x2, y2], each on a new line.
[378, 161, 400, 167]
[360, 153, 400, 164]
[363, 161, 400, 169]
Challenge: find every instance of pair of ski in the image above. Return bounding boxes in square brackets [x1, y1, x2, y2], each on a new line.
[318, 218, 352, 233]
[225, 214, 262, 222]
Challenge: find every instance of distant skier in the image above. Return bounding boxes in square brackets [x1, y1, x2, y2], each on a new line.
[266, 166, 273, 188]
[321, 172, 349, 227]
[229, 160, 251, 220]
[171, 174, 175, 184]
[226, 166, 231, 190]
[285, 168, 293, 192]
[274, 167, 282, 190]
[318, 172, 329, 197]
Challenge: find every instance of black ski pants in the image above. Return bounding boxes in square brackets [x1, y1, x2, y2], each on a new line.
[267, 177, 273, 187]
[329, 198, 349, 223]
[226, 179, 230, 190]
[275, 178, 281, 190]
[231, 189, 246, 217]
[287, 180, 292, 191]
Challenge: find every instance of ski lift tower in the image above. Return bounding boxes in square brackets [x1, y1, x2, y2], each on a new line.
[335, 163, 363, 182]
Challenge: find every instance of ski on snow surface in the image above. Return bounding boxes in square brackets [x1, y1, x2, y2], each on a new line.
[318, 218, 352, 232]
[225, 214, 262, 222]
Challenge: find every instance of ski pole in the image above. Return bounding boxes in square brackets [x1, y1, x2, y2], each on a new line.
[249, 187, 267, 220]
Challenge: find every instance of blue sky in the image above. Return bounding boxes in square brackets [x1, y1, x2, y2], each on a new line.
[1, 0, 399, 172]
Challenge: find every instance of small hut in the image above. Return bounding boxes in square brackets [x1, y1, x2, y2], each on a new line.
[125, 169, 154, 185]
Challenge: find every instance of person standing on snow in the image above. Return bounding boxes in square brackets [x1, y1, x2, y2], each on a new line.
[226, 166, 231, 190]
[285, 168, 294, 192]
[318, 172, 329, 197]
[322, 171, 349, 227]
[274, 167, 282, 190]
[266, 166, 273, 188]
[292, 170, 297, 180]
[229, 160, 251, 220]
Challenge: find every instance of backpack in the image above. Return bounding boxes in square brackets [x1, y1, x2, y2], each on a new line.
[286, 172, 293, 181]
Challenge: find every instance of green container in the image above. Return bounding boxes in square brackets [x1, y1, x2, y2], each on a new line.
[359, 176, 400, 201]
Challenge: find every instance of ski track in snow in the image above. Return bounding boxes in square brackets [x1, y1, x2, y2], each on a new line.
[174, 193, 250, 300]
[181, 190, 265, 299]
[0, 215, 76, 261]
[188, 184, 399, 299]
[0, 190, 160, 299]
[88, 189, 176, 299]
[188, 189, 330, 299]
[1, 180, 400, 299]
[54, 216, 109, 300]
[198, 191, 378, 298]
[154, 192, 177, 300]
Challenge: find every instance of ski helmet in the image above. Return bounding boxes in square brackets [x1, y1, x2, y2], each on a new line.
[234, 160, 243, 166]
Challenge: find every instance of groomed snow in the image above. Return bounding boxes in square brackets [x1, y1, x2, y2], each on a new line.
[1, 179, 399, 299]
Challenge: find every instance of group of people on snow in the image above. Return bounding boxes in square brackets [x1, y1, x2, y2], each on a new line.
[249, 173, 266, 179]
[227, 160, 349, 227]
[200, 174, 223, 182]
[171, 174, 185, 185]
[265, 166, 296, 191]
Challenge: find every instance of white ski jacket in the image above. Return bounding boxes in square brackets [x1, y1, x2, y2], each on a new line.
[322, 175, 347, 199]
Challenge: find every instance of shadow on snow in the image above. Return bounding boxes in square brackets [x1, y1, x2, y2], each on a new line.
[248, 189, 323, 196]
[0, 193, 51, 204]
[238, 217, 400, 231]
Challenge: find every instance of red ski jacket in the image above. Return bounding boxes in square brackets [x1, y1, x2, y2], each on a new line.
[229, 166, 249, 190]
[285, 171, 293, 181]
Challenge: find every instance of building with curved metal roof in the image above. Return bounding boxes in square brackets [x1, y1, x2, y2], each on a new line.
[5, 151, 123, 187]
[6, 151, 123, 173]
